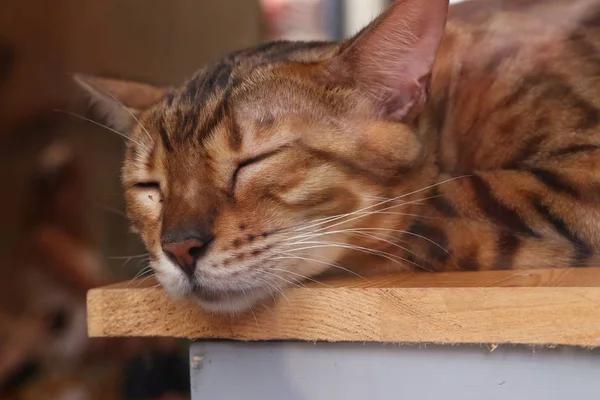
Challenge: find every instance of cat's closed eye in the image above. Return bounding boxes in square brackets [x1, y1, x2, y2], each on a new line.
[231, 150, 281, 192]
[133, 182, 160, 190]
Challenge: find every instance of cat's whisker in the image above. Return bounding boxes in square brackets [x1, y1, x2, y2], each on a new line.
[137, 272, 157, 284]
[279, 240, 413, 272]
[345, 231, 432, 272]
[94, 203, 128, 219]
[134, 257, 151, 265]
[109, 254, 150, 268]
[256, 277, 290, 303]
[294, 207, 436, 235]
[286, 226, 412, 246]
[249, 306, 260, 331]
[286, 194, 445, 246]
[127, 271, 156, 288]
[364, 195, 393, 201]
[131, 265, 154, 281]
[399, 229, 453, 258]
[261, 269, 309, 289]
[267, 266, 333, 288]
[145, 281, 163, 290]
[303, 195, 446, 235]
[357, 211, 443, 220]
[108, 253, 150, 260]
[288, 227, 451, 259]
[80, 77, 155, 145]
[238, 284, 261, 330]
[286, 207, 441, 243]
[293, 175, 469, 233]
[271, 253, 369, 280]
[53, 109, 146, 148]
[134, 269, 154, 281]
[122, 255, 150, 268]
[292, 211, 367, 231]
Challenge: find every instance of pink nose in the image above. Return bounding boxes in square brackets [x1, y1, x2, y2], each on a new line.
[162, 239, 206, 277]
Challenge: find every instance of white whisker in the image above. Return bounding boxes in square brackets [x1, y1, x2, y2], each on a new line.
[271, 252, 368, 280]
[284, 194, 444, 246]
[127, 267, 154, 285]
[293, 175, 469, 233]
[108, 253, 150, 260]
[345, 231, 432, 272]
[288, 226, 451, 258]
[94, 203, 128, 219]
[53, 109, 146, 148]
[81, 78, 155, 144]
[280, 240, 412, 271]
[267, 267, 333, 287]
[262, 269, 308, 289]
[257, 277, 290, 303]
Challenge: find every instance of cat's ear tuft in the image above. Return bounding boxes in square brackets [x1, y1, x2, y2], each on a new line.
[327, 0, 449, 121]
[73, 74, 168, 132]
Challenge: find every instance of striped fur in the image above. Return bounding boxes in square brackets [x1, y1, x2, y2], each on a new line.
[79, 0, 600, 312]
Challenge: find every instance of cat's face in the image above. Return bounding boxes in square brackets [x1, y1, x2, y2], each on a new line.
[78, 0, 449, 312]
[122, 61, 424, 312]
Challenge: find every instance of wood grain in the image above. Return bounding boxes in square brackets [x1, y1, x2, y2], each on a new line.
[87, 268, 600, 346]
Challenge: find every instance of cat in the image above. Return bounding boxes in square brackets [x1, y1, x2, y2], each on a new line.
[76, 0, 600, 313]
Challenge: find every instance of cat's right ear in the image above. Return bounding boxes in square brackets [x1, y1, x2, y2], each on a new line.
[324, 0, 449, 122]
[73, 74, 168, 132]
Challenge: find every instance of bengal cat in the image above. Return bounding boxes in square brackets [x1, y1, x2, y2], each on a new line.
[76, 0, 600, 313]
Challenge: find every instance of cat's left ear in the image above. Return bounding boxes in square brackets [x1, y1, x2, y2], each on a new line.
[326, 0, 449, 121]
[74, 74, 168, 132]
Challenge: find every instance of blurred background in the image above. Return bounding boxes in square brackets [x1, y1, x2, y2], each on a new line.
[0, 0, 461, 398]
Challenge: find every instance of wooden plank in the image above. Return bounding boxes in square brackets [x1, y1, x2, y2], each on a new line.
[87, 268, 600, 346]
[100, 267, 600, 289]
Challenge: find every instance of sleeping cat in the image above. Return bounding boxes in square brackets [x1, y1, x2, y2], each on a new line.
[76, 0, 600, 313]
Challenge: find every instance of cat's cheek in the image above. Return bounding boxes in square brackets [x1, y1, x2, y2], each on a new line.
[127, 191, 163, 230]
[122, 198, 164, 265]
[125, 190, 162, 223]
[137, 191, 163, 216]
[362, 121, 423, 167]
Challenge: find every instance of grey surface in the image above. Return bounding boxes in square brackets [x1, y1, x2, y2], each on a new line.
[190, 341, 600, 400]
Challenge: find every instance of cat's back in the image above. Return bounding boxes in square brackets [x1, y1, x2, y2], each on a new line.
[432, 0, 600, 173]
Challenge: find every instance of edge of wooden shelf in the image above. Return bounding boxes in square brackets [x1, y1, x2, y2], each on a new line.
[87, 268, 600, 347]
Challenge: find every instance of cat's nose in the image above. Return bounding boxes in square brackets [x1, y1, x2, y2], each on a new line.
[162, 239, 209, 277]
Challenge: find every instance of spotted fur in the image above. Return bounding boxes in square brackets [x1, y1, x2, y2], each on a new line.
[78, 0, 600, 313]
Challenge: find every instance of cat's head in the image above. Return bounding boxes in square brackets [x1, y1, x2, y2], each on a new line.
[76, 0, 449, 313]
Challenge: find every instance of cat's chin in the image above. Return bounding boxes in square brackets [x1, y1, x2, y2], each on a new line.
[192, 286, 274, 314]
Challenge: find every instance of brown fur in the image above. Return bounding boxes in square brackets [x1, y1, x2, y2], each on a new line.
[78, 0, 600, 312]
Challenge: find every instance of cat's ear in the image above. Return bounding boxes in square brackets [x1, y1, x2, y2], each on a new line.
[326, 0, 449, 121]
[73, 74, 168, 132]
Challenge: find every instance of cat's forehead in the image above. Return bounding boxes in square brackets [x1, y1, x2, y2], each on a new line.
[143, 41, 340, 151]
[173, 40, 338, 109]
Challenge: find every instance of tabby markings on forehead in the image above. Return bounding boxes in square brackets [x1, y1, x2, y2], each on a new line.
[155, 41, 338, 149]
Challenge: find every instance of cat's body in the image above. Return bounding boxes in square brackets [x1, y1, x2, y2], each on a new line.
[79, 0, 600, 312]
[415, 0, 600, 271]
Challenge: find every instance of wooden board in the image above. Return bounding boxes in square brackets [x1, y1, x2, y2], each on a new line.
[87, 268, 600, 346]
